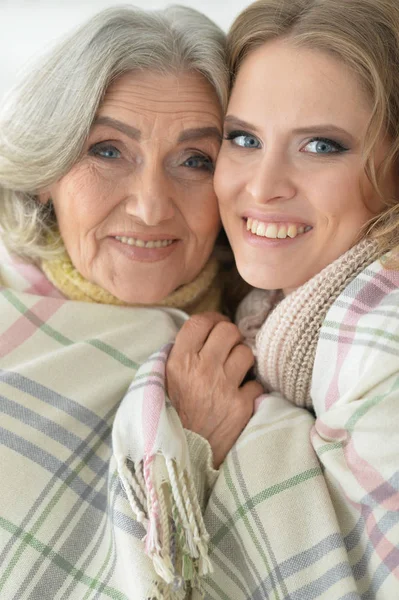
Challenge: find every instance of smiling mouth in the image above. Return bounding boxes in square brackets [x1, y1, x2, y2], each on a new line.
[246, 218, 312, 240]
[114, 236, 175, 248]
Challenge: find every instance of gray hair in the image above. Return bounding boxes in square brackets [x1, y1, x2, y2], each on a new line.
[0, 5, 228, 261]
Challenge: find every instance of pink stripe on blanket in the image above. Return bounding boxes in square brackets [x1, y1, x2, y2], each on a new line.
[345, 439, 399, 511]
[141, 345, 173, 554]
[14, 263, 65, 297]
[313, 419, 348, 443]
[22, 266, 65, 297]
[142, 345, 172, 456]
[0, 297, 63, 358]
[363, 508, 399, 578]
[314, 419, 399, 510]
[314, 425, 399, 577]
[343, 492, 399, 579]
[324, 270, 394, 410]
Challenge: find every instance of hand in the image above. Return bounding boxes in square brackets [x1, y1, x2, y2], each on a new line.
[166, 312, 263, 468]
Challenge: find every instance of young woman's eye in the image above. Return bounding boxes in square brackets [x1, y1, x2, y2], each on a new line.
[302, 137, 348, 154]
[89, 143, 121, 159]
[224, 130, 261, 149]
[183, 154, 214, 172]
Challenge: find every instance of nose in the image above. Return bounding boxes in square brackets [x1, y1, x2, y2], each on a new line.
[124, 164, 175, 226]
[246, 151, 296, 204]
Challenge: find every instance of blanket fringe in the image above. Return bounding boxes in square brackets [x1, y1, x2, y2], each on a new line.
[117, 453, 212, 597]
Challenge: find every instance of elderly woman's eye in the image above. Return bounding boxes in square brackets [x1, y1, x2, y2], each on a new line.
[183, 154, 214, 172]
[302, 137, 348, 154]
[89, 143, 121, 159]
[224, 131, 261, 149]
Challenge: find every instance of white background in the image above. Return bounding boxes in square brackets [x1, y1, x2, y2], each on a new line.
[0, 0, 249, 100]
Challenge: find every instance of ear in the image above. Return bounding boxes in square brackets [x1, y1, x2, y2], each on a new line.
[37, 190, 52, 205]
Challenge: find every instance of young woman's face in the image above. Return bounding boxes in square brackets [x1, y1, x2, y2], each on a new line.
[43, 71, 222, 304]
[215, 40, 394, 294]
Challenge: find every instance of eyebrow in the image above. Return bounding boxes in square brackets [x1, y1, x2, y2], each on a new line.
[292, 125, 354, 140]
[177, 127, 222, 143]
[93, 116, 141, 140]
[224, 115, 353, 141]
[93, 117, 221, 144]
[224, 115, 261, 134]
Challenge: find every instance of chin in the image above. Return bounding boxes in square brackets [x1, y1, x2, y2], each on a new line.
[236, 262, 277, 291]
[237, 257, 317, 292]
[111, 285, 177, 305]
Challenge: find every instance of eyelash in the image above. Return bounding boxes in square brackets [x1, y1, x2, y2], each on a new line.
[89, 141, 214, 174]
[304, 137, 348, 153]
[224, 130, 260, 147]
[224, 131, 349, 154]
[88, 142, 121, 159]
[183, 153, 214, 172]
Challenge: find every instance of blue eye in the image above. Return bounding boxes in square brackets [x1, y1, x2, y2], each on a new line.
[89, 143, 121, 159]
[183, 155, 214, 172]
[302, 138, 347, 154]
[225, 130, 261, 149]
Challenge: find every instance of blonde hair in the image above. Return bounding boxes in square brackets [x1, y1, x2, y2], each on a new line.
[0, 5, 228, 261]
[228, 0, 399, 262]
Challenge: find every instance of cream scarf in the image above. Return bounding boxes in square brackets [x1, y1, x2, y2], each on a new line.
[236, 239, 381, 408]
[42, 250, 222, 315]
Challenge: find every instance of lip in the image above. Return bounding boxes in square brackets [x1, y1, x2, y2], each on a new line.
[241, 210, 311, 226]
[108, 235, 180, 263]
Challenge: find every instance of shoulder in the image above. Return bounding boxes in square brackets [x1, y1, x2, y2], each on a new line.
[320, 256, 399, 340]
[312, 256, 399, 411]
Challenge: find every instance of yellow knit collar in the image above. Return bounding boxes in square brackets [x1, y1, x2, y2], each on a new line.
[41, 250, 221, 315]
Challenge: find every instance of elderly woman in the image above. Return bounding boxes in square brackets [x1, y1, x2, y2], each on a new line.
[133, 0, 399, 598]
[0, 6, 261, 600]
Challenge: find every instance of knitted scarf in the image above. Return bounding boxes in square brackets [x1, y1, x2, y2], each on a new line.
[236, 238, 381, 409]
[42, 250, 222, 315]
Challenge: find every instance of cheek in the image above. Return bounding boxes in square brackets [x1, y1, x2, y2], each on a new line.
[184, 185, 221, 239]
[51, 167, 112, 232]
[214, 156, 231, 205]
[307, 168, 365, 217]
[214, 153, 248, 214]
[359, 177, 385, 215]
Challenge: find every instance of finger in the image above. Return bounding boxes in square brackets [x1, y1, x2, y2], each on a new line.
[224, 343, 256, 385]
[200, 321, 243, 363]
[172, 312, 230, 356]
[239, 380, 264, 405]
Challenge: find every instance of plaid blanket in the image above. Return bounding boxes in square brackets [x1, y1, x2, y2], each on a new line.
[202, 257, 399, 599]
[1, 248, 398, 599]
[0, 251, 187, 599]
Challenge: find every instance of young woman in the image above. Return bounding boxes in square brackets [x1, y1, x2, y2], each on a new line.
[161, 0, 399, 597]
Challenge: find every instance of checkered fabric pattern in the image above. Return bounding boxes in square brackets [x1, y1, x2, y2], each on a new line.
[201, 258, 399, 599]
[1, 247, 398, 599]
[0, 251, 183, 599]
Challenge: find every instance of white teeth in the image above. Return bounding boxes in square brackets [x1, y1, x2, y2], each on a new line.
[265, 224, 278, 239]
[256, 222, 266, 236]
[115, 236, 174, 248]
[277, 225, 287, 239]
[246, 219, 311, 240]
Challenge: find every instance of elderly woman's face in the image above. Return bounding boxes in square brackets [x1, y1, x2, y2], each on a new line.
[215, 40, 395, 294]
[43, 71, 222, 303]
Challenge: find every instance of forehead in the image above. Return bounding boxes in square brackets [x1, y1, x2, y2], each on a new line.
[97, 70, 222, 128]
[230, 39, 371, 129]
